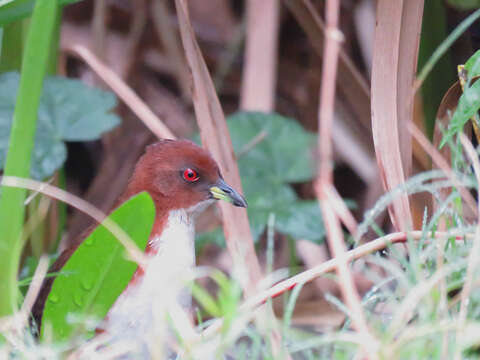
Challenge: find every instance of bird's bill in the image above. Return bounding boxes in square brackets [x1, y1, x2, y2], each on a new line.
[210, 179, 247, 208]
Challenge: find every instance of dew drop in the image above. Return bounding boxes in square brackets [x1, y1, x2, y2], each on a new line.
[81, 279, 93, 291]
[73, 293, 84, 308]
[84, 238, 94, 246]
[49, 294, 59, 304]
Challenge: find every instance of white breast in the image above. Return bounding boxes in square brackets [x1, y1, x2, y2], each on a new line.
[102, 209, 196, 338]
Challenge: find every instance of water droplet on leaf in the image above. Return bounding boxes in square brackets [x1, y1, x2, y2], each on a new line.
[73, 293, 84, 307]
[84, 238, 94, 246]
[81, 279, 93, 291]
[49, 294, 59, 303]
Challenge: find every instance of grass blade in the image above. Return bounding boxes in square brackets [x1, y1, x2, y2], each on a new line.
[0, 0, 58, 317]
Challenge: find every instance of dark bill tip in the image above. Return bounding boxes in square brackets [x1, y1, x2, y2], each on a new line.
[209, 178, 247, 208]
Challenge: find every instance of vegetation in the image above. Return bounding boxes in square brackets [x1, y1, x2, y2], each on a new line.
[0, 1, 480, 359]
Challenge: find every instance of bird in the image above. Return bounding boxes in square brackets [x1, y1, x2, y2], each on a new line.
[32, 139, 247, 340]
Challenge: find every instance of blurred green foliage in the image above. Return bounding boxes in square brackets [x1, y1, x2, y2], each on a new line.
[196, 112, 326, 249]
[441, 50, 480, 147]
[0, 72, 121, 180]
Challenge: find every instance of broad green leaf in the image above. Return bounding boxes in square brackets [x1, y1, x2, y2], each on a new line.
[41, 192, 155, 341]
[31, 124, 66, 180]
[0, 72, 120, 179]
[275, 201, 325, 243]
[229, 112, 316, 183]
[245, 184, 298, 240]
[40, 76, 119, 141]
[195, 111, 325, 246]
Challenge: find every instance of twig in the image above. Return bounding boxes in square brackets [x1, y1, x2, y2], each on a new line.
[123, 0, 147, 77]
[315, 0, 378, 356]
[283, 0, 372, 135]
[20, 256, 49, 324]
[92, 0, 107, 62]
[326, 185, 358, 236]
[317, 185, 379, 356]
[455, 134, 480, 359]
[240, 0, 279, 111]
[66, 44, 175, 140]
[152, 0, 190, 99]
[237, 130, 267, 158]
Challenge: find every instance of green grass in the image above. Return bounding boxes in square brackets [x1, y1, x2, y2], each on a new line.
[0, 0, 58, 317]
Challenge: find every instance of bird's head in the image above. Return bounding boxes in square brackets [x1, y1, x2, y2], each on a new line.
[123, 139, 247, 216]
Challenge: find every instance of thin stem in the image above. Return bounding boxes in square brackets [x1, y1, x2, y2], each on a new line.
[68, 44, 175, 140]
[315, 0, 378, 356]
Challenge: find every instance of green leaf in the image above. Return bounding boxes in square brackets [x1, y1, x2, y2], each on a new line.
[195, 111, 325, 246]
[31, 123, 66, 181]
[440, 78, 480, 148]
[190, 282, 221, 317]
[464, 50, 480, 80]
[0, 72, 120, 179]
[0, 0, 83, 27]
[245, 183, 298, 240]
[40, 76, 120, 141]
[40, 192, 155, 341]
[275, 200, 325, 244]
[0, 19, 25, 72]
[229, 112, 315, 183]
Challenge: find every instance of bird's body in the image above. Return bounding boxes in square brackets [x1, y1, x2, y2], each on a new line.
[32, 139, 247, 340]
[104, 208, 198, 337]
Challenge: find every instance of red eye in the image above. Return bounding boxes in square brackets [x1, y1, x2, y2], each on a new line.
[183, 168, 199, 182]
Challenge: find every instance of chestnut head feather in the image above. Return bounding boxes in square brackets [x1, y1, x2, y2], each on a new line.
[120, 139, 247, 214]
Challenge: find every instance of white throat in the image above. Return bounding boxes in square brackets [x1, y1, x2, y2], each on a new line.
[103, 208, 197, 337]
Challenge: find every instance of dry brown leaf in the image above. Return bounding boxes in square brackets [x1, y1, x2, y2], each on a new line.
[371, 1, 424, 231]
